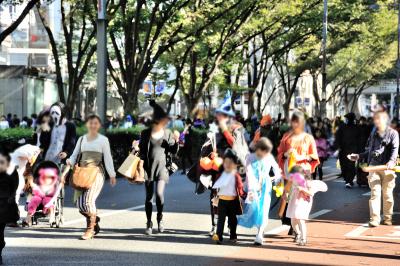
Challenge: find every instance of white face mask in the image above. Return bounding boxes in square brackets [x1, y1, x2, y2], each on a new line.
[50, 105, 62, 126]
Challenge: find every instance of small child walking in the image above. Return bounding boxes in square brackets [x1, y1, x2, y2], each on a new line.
[286, 165, 327, 246]
[313, 129, 329, 180]
[212, 149, 245, 244]
[238, 137, 282, 245]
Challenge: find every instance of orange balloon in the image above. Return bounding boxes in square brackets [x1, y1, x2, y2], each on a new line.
[212, 157, 223, 171]
[200, 157, 213, 171]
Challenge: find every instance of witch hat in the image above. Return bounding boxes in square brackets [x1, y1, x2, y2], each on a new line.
[215, 91, 235, 117]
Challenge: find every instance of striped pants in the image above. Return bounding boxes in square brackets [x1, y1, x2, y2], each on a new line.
[76, 173, 104, 214]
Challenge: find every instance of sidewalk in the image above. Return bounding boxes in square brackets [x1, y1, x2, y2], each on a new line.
[214, 175, 400, 266]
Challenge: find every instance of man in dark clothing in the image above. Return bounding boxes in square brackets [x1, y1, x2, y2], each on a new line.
[350, 110, 399, 227]
[335, 113, 360, 188]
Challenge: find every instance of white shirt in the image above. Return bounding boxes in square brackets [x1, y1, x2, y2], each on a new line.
[213, 171, 237, 197]
[68, 134, 116, 178]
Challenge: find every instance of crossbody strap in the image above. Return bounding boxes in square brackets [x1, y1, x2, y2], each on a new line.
[76, 136, 84, 166]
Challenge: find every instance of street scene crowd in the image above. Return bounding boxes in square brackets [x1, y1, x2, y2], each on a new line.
[0, 97, 399, 265]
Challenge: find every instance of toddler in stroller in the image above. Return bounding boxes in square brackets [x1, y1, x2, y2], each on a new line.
[23, 161, 63, 227]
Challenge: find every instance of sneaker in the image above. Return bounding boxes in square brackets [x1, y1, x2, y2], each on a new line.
[368, 220, 379, 227]
[209, 226, 216, 237]
[229, 238, 238, 244]
[382, 220, 392, 226]
[293, 234, 301, 243]
[345, 183, 353, 189]
[145, 221, 153, 235]
[254, 235, 263, 246]
[298, 240, 307, 246]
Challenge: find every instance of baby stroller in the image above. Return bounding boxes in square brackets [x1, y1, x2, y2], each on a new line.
[24, 161, 65, 228]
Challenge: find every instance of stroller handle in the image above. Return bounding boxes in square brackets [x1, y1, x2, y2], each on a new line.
[60, 165, 71, 185]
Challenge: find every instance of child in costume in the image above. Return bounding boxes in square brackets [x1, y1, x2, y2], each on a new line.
[212, 149, 245, 244]
[9, 144, 41, 205]
[238, 137, 282, 245]
[23, 167, 58, 227]
[0, 150, 19, 265]
[286, 165, 327, 246]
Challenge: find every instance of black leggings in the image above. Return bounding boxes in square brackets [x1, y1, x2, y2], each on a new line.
[0, 223, 5, 254]
[145, 180, 166, 222]
[313, 159, 325, 180]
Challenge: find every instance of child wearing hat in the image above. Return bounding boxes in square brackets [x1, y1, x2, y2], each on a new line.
[212, 149, 245, 244]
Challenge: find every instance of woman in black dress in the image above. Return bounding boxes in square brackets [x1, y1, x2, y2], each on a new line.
[0, 149, 19, 265]
[139, 100, 180, 235]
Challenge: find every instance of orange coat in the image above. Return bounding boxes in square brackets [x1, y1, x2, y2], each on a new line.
[277, 131, 320, 178]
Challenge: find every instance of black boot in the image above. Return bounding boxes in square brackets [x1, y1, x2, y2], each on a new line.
[94, 216, 101, 235]
[157, 214, 164, 233]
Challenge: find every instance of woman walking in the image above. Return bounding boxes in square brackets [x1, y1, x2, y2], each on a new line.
[139, 100, 180, 235]
[277, 111, 319, 233]
[67, 114, 117, 240]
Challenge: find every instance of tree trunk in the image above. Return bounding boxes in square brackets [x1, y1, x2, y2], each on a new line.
[283, 101, 290, 120]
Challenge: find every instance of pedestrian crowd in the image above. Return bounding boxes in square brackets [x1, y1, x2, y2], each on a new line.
[0, 97, 399, 265]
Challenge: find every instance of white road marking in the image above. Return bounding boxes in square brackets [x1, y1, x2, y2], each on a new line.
[322, 173, 340, 181]
[344, 224, 369, 238]
[309, 209, 332, 219]
[63, 204, 145, 226]
[362, 192, 371, 196]
[265, 209, 333, 235]
[345, 213, 400, 239]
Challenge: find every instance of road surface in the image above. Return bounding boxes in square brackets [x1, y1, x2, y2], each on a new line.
[4, 159, 400, 265]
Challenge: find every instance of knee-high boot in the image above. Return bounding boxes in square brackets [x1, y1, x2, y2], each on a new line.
[80, 213, 97, 240]
[80, 211, 100, 235]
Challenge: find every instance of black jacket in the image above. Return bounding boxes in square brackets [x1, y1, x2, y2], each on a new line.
[0, 169, 20, 223]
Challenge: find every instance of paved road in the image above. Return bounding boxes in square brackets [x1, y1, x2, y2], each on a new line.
[3, 159, 400, 265]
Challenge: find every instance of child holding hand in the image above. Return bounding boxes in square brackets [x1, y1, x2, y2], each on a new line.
[286, 165, 327, 246]
[212, 149, 245, 244]
[239, 137, 282, 245]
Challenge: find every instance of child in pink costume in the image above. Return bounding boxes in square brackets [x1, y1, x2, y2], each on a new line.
[24, 168, 58, 226]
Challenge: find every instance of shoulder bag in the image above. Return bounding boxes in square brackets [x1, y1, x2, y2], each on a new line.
[71, 136, 99, 190]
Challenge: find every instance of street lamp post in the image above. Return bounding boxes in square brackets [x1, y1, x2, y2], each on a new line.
[97, 0, 107, 122]
[321, 0, 328, 117]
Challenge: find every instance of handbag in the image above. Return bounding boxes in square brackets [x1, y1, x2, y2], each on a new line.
[71, 137, 99, 190]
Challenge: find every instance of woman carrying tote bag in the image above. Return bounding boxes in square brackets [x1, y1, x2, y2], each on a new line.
[67, 114, 117, 240]
[139, 100, 180, 235]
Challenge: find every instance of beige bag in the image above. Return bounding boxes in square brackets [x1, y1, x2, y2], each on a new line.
[118, 153, 141, 180]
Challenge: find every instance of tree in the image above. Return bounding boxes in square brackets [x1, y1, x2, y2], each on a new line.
[36, 0, 98, 113]
[107, 0, 196, 114]
[0, 0, 40, 45]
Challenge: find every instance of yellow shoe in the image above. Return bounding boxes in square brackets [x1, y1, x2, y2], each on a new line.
[212, 234, 219, 241]
[212, 234, 222, 244]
